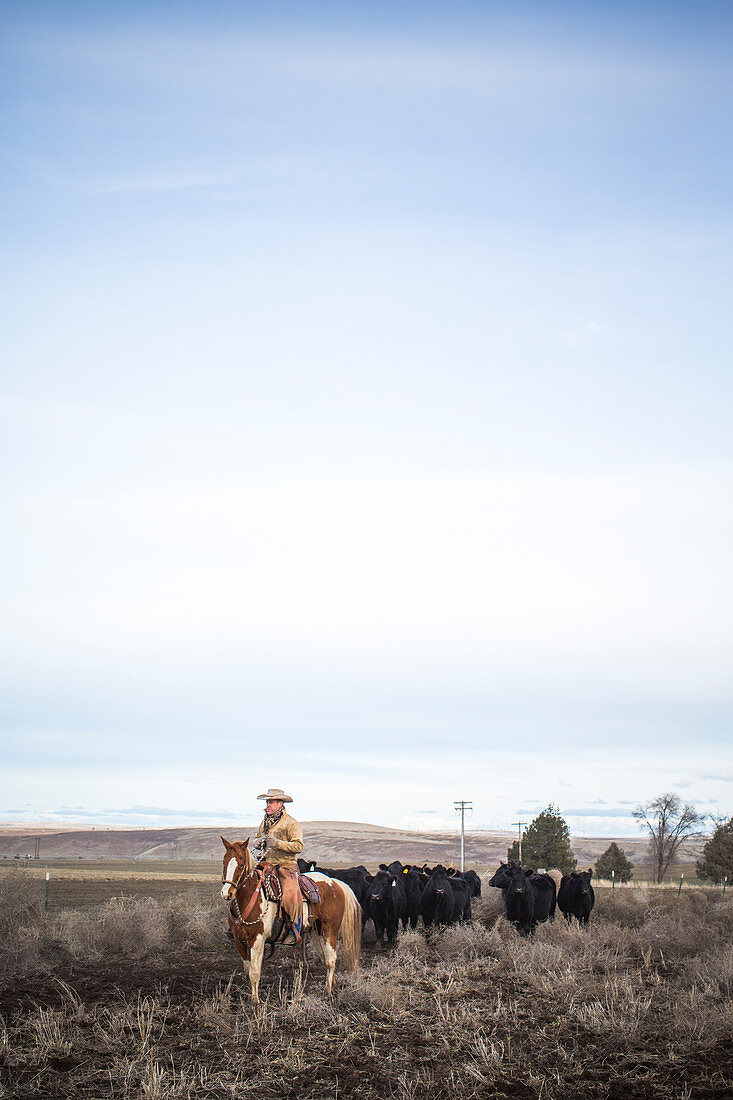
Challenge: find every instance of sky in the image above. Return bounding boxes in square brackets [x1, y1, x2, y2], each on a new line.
[1, 1, 732, 839]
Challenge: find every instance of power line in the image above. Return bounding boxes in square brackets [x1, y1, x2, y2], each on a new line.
[454, 801, 473, 872]
[511, 821, 527, 863]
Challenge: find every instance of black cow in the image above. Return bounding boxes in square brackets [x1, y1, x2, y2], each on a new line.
[368, 869, 406, 941]
[489, 861, 555, 927]
[401, 866, 424, 930]
[488, 860, 516, 892]
[299, 859, 369, 881]
[558, 869, 595, 925]
[503, 863, 535, 935]
[297, 860, 369, 897]
[460, 869, 482, 898]
[446, 866, 480, 901]
[380, 861, 404, 875]
[376, 861, 423, 929]
[420, 865, 455, 929]
[522, 868, 556, 923]
[297, 860, 372, 924]
[448, 874, 472, 923]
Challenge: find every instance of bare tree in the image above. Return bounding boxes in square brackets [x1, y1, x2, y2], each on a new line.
[705, 807, 730, 830]
[633, 792, 703, 883]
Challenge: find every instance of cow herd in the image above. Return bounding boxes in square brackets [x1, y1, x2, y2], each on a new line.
[298, 859, 481, 941]
[298, 857, 596, 939]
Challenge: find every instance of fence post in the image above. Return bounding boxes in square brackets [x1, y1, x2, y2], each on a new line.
[677, 872, 684, 897]
[44, 871, 50, 911]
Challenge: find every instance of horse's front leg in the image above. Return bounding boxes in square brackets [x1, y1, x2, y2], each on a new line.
[248, 931, 266, 1003]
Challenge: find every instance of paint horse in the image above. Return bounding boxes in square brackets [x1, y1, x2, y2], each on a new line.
[220, 837, 362, 1002]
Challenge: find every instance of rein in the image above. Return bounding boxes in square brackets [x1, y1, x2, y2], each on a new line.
[225, 865, 270, 928]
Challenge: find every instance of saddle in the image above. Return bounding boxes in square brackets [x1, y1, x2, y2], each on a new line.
[253, 863, 321, 953]
[256, 863, 321, 906]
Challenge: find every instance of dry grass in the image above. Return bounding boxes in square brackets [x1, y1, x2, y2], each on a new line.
[0, 871, 731, 1098]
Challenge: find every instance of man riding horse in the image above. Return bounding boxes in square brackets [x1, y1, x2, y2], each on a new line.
[221, 792, 360, 1001]
[252, 787, 305, 941]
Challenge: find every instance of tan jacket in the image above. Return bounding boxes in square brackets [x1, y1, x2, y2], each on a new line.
[256, 811, 304, 867]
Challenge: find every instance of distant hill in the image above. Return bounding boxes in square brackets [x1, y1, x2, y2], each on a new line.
[0, 821, 703, 872]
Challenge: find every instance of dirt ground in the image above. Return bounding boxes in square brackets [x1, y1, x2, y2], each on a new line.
[1, 876, 731, 1099]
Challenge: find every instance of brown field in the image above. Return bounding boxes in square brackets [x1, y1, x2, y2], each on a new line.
[0, 861, 218, 913]
[1, 865, 731, 1099]
[0, 853, 709, 918]
[0, 821, 704, 883]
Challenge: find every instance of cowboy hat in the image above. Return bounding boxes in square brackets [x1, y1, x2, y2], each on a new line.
[257, 787, 293, 803]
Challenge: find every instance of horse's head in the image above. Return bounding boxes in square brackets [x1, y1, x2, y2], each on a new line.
[220, 836, 255, 900]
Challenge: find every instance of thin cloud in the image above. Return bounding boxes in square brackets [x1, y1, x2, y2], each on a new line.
[563, 808, 635, 819]
[29, 26, 685, 102]
[109, 805, 244, 819]
[70, 170, 243, 194]
[0, 806, 255, 824]
[40, 157, 316, 195]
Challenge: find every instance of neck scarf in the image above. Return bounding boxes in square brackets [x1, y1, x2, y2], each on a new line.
[263, 808, 284, 833]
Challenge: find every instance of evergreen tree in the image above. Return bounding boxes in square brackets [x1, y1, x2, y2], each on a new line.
[696, 816, 733, 883]
[594, 842, 634, 882]
[512, 805, 576, 874]
[507, 839, 519, 862]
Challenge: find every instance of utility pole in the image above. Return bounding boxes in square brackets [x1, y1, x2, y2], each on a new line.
[511, 821, 526, 864]
[453, 801, 473, 871]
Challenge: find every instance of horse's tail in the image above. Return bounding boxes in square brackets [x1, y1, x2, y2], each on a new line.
[338, 882, 362, 970]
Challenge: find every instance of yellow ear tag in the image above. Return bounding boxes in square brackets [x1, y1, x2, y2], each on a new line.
[403, 868, 408, 873]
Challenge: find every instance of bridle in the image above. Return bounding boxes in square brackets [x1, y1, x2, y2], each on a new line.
[223, 857, 268, 928]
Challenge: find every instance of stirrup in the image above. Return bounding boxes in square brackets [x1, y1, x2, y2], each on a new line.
[287, 915, 303, 944]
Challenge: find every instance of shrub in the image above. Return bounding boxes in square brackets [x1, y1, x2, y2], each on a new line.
[0, 872, 60, 977]
[595, 888, 649, 928]
[54, 891, 224, 960]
